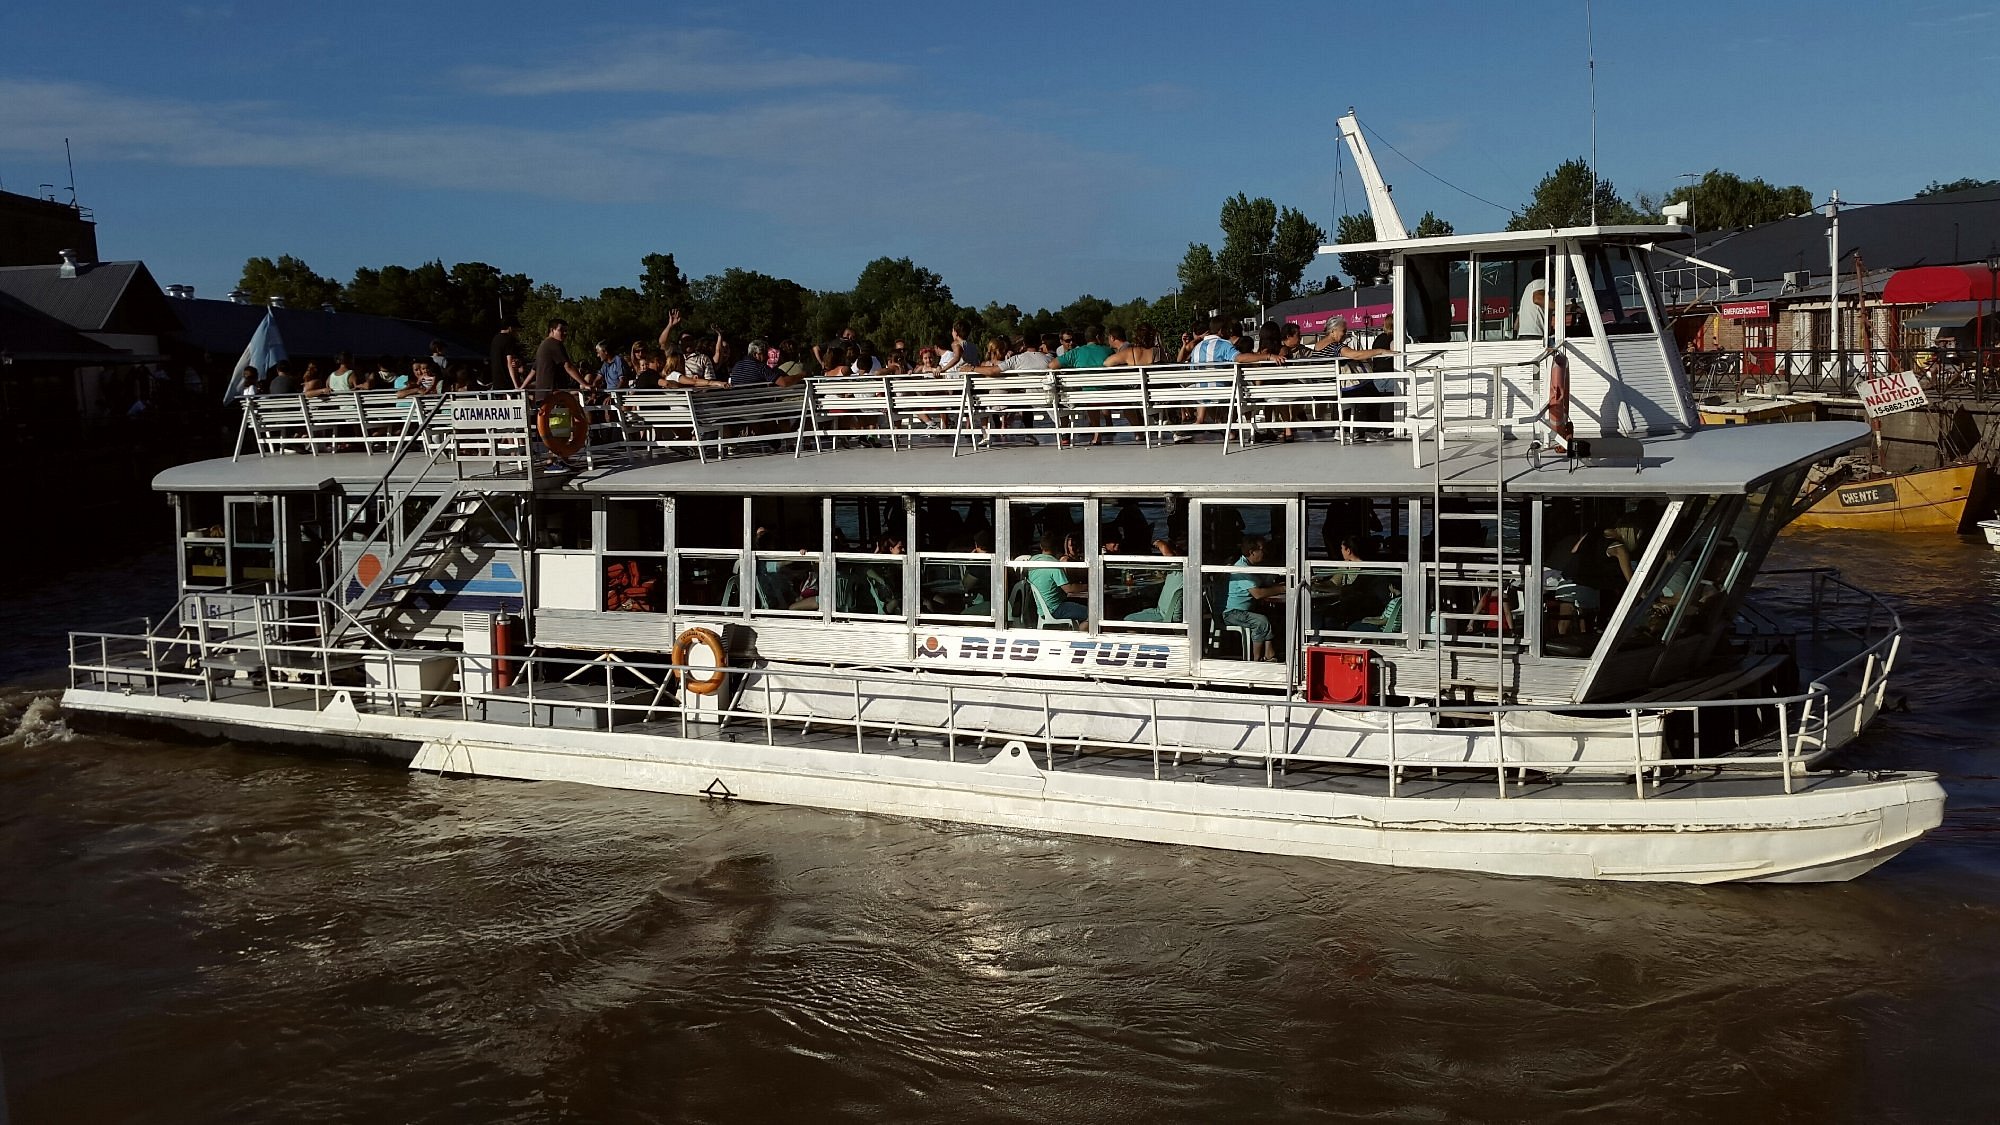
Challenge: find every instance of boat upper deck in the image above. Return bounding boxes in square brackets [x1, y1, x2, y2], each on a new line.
[170, 373, 1869, 498]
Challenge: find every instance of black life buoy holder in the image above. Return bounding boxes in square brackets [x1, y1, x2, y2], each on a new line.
[673, 627, 728, 695]
[537, 391, 589, 460]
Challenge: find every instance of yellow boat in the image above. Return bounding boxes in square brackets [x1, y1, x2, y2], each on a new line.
[1698, 399, 1821, 426]
[1793, 462, 1990, 532]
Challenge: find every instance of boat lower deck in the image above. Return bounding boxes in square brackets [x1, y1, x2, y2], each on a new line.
[106, 675, 1903, 809]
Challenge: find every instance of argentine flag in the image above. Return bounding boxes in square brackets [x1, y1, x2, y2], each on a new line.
[223, 307, 288, 401]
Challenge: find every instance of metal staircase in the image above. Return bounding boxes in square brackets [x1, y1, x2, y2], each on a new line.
[338, 488, 486, 634]
[1419, 361, 1528, 704]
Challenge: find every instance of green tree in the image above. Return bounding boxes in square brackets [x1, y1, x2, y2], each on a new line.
[638, 253, 693, 325]
[1335, 214, 1380, 287]
[1176, 242, 1236, 320]
[1508, 158, 1644, 230]
[803, 290, 854, 347]
[1916, 177, 2000, 198]
[1057, 294, 1115, 331]
[690, 268, 810, 343]
[978, 300, 1024, 343]
[238, 254, 343, 310]
[1213, 194, 1327, 308]
[847, 256, 959, 348]
[1413, 211, 1455, 238]
[1662, 170, 1813, 232]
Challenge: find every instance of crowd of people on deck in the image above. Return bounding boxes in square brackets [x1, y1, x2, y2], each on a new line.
[228, 309, 1402, 417]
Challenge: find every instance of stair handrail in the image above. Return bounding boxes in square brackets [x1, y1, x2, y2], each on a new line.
[316, 395, 453, 576]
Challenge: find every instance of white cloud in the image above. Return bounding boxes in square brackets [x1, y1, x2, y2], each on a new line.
[455, 28, 907, 96]
[0, 78, 1138, 250]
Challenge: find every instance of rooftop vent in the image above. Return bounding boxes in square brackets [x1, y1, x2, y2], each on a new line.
[57, 248, 79, 278]
[227, 289, 249, 303]
[165, 284, 195, 299]
[267, 295, 285, 309]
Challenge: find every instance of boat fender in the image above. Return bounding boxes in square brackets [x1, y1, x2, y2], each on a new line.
[673, 627, 728, 695]
[1548, 352, 1574, 452]
[537, 391, 590, 459]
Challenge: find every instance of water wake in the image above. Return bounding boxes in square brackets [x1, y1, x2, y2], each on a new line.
[0, 694, 76, 748]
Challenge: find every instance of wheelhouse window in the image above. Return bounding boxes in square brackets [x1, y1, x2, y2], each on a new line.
[227, 497, 277, 587]
[917, 497, 997, 624]
[179, 493, 227, 590]
[1584, 244, 1656, 335]
[1005, 500, 1087, 629]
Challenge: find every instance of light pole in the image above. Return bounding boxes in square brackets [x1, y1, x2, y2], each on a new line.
[1985, 250, 1999, 396]
[1678, 172, 1700, 248]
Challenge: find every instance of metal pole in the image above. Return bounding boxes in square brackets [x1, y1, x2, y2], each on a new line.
[1826, 190, 1841, 388]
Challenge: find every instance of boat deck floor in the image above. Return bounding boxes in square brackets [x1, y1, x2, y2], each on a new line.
[149, 679, 1889, 806]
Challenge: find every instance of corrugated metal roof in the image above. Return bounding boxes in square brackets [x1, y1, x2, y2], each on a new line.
[0, 260, 177, 334]
[1661, 187, 2000, 293]
[0, 290, 123, 361]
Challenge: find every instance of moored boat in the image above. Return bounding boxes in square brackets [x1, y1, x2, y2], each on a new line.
[1793, 462, 1988, 532]
[60, 114, 1943, 883]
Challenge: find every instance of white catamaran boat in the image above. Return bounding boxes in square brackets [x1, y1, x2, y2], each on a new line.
[63, 116, 1943, 882]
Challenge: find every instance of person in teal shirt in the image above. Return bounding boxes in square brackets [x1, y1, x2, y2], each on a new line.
[1224, 536, 1285, 660]
[1027, 531, 1087, 624]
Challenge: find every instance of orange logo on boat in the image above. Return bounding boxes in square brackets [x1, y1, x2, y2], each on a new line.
[356, 552, 383, 587]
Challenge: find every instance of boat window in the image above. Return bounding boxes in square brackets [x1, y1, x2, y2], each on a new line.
[1404, 252, 1468, 344]
[606, 500, 665, 553]
[179, 493, 227, 589]
[1198, 503, 1288, 661]
[1100, 496, 1185, 632]
[1538, 497, 1654, 655]
[1584, 244, 1655, 336]
[462, 499, 518, 547]
[675, 495, 743, 550]
[535, 499, 593, 550]
[750, 496, 826, 616]
[604, 500, 666, 613]
[1480, 252, 1550, 342]
[831, 496, 906, 620]
[1005, 502, 1088, 630]
[227, 498, 277, 586]
[1610, 497, 1717, 653]
[1305, 496, 1411, 642]
[918, 498, 997, 624]
[675, 553, 739, 612]
[337, 495, 381, 542]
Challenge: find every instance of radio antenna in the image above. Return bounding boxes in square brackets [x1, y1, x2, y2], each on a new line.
[1585, 0, 1599, 226]
[64, 137, 76, 205]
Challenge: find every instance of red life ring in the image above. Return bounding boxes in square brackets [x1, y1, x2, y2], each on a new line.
[537, 391, 590, 459]
[672, 627, 728, 695]
[1547, 353, 1574, 451]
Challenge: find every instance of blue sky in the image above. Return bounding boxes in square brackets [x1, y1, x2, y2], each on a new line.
[1, 1, 1992, 312]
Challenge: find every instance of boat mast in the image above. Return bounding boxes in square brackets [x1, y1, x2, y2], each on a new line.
[1336, 110, 1407, 241]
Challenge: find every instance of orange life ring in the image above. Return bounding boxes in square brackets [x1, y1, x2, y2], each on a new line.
[537, 391, 590, 459]
[673, 627, 728, 695]
[1547, 353, 1574, 450]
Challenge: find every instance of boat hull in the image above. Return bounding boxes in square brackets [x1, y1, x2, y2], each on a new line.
[62, 687, 1945, 885]
[1793, 463, 1988, 532]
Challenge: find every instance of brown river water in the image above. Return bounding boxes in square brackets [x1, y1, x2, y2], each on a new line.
[2, 530, 1997, 1123]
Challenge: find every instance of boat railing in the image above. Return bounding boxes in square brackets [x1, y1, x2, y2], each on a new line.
[233, 362, 1537, 471]
[1744, 567, 1902, 741]
[70, 613, 1865, 800]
